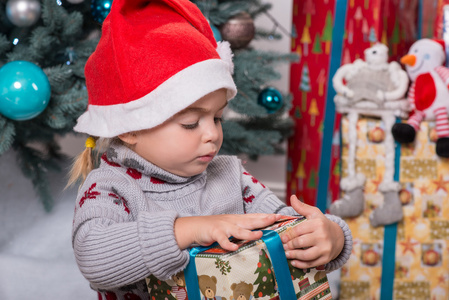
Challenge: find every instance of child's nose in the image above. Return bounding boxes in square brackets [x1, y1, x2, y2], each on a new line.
[202, 120, 220, 143]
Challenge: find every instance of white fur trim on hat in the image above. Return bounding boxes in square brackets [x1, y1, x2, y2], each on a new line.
[216, 41, 234, 74]
[74, 58, 237, 137]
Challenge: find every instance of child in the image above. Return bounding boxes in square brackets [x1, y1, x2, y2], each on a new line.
[69, 0, 352, 299]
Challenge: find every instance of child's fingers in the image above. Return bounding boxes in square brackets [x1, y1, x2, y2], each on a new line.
[236, 213, 282, 229]
[283, 234, 316, 251]
[290, 195, 322, 219]
[217, 228, 263, 251]
[281, 217, 327, 244]
[288, 258, 324, 270]
[285, 247, 326, 269]
[231, 227, 264, 242]
[216, 236, 239, 252]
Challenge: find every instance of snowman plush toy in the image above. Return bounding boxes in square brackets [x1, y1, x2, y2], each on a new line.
[392, 38, 449, 157]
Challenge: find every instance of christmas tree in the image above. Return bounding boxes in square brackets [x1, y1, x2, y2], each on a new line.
[253, 248, 277, 298]
[146, 275, 177, 300]
[0, 0, 297, 210]
[0, 0, 99, 211]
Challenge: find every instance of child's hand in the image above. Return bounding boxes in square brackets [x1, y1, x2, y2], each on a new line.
[281, 195, 344, 269]
[175, 213, 282, 251]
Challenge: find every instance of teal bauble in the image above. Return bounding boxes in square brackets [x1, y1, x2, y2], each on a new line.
[91, 0, 112, 24]
[257, 87, 283, 113]
[0, 61, 51, 121]
[210, 23, 222, 42]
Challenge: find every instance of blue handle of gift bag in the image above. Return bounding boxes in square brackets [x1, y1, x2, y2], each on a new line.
[185, 230, 297, 300]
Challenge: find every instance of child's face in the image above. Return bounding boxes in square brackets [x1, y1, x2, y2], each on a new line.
[120, 89, 227, 177]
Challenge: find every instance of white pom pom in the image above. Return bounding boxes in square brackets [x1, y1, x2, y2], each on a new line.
[216, 41, 234, 74]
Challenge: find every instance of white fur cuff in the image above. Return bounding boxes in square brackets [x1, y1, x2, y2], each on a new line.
[340, 173, 366, 192]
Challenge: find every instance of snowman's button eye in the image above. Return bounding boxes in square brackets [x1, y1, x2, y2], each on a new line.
[373, 50, 377, 54]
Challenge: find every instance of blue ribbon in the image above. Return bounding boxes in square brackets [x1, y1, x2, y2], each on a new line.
[260, 230, 297, 299]
[316, 0, 348, 213]
[185, 244, 214, 300]
[380, 118, 401, 300]
[185, 230, 296, 300]
[418, 0, 423, 40]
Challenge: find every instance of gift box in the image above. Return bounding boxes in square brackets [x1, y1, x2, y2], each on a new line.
[338, 116, 449, 300]
[146, 217, 332, 300]
[287, 0, 416, 210]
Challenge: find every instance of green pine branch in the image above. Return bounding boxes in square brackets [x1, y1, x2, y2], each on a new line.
[0, 116, 15, 155]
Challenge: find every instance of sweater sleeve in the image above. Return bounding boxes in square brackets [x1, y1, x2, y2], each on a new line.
[239, 165, 352, 272]
[72, 168, 188, 290]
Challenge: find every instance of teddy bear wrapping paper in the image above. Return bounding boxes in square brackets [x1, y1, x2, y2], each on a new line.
[146, 217, 332, 300]
[339, 116, 449, 300]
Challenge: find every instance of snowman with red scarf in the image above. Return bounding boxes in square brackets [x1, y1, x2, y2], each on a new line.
[392, 39, 449, 157]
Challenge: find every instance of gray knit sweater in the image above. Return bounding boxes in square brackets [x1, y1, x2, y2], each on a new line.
[72, 142, 352, 299]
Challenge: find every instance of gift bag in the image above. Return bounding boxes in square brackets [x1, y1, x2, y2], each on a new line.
[287, 0, 416, 209]
[339, 116, 449, 300]
[146, 217, 332, 300]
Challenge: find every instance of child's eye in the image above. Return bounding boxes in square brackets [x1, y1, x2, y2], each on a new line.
[181, 122, 199, 130]
[214, 117, 223, 123]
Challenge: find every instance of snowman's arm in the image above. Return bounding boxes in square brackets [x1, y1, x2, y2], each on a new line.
[332, 64, 356, 98]
[407, 82, 416, 106]
[434, 66, 449, 89]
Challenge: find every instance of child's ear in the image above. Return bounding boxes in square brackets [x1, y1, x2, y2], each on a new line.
[118, 132, 138, 145]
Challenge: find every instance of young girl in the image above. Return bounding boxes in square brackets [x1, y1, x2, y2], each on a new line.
[69, 0, 352, 299]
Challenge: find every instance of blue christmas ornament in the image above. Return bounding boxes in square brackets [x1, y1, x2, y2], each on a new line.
[91, 0, 113, 24]
[210, 23, 222, 42]
[258, 87, 283, 113]
[0, 61, 51, 121]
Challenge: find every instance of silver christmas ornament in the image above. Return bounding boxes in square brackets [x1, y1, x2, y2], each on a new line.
[6, 0, 41, 27]
[220, 12, 255, 49]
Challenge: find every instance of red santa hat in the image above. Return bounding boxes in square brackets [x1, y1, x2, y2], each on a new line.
[431, 39, 446, 64]
[74, 0, 237, 137]
[433, 39, 446, 50]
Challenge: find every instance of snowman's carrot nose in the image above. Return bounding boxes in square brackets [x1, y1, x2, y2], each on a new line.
[401, 54, 416, 66]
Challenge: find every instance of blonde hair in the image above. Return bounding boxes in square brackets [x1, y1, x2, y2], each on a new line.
[66, 136, 117, 188]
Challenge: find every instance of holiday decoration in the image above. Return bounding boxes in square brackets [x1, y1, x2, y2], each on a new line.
[146, 217, 332, 300]
[422, 247, 440, 266]
[368, 126, 385, 143]
[91, 0, 112, 24]
[0, 0, 96, 210]
[361, 246, 380, 266]
[6, 0, 41, 27]
[287, 0, 415, 209]
[258, 87, 283, 113]
[329, 43, 409, 227]
[392, 38, 449, 158]
[339, 117, 449, 300]
[219, 12, 255, 49]
[0, 61, 51, 121]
